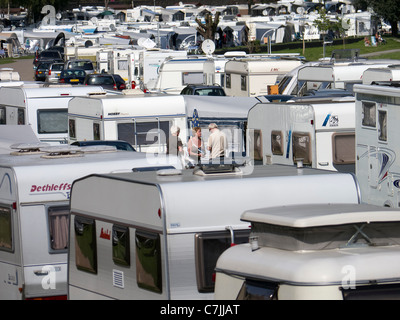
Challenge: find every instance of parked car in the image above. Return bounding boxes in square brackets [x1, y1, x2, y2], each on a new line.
[180, 84, 226, 96]
[84, 73, 126, 90]
[71, 140, 136, 151]
[65, 59, 95, 75]
[33, 50, 63, 69]
[59, 69, 86, 84]
[45, 62, 64, 83]
[35, 61, 53, 81]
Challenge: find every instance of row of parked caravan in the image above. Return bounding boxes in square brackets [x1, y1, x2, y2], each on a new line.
[2, 60, 400, 300]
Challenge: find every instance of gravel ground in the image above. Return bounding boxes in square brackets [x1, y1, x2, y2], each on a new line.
[1, 57, 36, 81]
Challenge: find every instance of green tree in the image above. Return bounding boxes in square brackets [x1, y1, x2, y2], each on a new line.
[367, 0, 400, 36]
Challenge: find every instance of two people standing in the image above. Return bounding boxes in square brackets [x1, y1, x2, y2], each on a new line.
[167, 123, 227, 163]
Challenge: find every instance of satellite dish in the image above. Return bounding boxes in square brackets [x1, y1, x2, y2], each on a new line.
[296, 7, 305, 15]
[137, 37, 156, 49]
[201, 39, 215, 55]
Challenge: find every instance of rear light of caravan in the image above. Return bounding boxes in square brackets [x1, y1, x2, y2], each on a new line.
[26, 295, 67, 300]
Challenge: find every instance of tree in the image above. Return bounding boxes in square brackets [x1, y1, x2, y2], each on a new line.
[367, 0, 400, 36]
[195, 12, 220, 41]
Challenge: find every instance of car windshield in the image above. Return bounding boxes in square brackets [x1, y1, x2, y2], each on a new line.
[194, 88, 226, 96]
[61, 70, 85, 77]
[87, 76, 114, 85]
[40, 51, 60, 58]
[69, 61, 93, 70]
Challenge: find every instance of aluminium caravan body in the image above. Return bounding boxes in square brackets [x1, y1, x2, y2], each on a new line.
[68, 164, 360, 300]
[247, 97, 356, 172]
[68, 94, 259, 158]
[354, 83, 400, 207]
[215, 203, 400, 300]
[224, 58, 303, 97]
[0, 145, 181, 300]
[362, 65, 400, 85]
[152, 57, 207, 94]
[296, 60, 400, 95]
[0, 86, 105, 145]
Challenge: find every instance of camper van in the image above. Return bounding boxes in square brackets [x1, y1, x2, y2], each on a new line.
[362, 65, 400, 85]
[68, 94, 259, 158]
[151, 57, 207, 94]
[296, 60, 400, 95]
[247, 97, 356, 172]
[0, 144, 181, 300]
[68, 164, 361, 300]
[215, 203, 400, 300]
[0, 86, 106, 145]
[224, 58, 303, 97]
[354, 82, 400, 207]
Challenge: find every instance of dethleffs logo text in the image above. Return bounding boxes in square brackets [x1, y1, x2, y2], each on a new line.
[30, 183, 72, 198]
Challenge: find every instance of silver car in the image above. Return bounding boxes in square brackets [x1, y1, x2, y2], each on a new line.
[45, 62, 65, 83]
[65, 59, 95, 75]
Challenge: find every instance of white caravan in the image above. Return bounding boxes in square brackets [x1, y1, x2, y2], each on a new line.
[247, 97, 356, 172]
[68, 94, 259, 157]
[151, 57, 207, 94]
[296, 60, 400, 95]
[354, 83, 400, 207]
[0, 86, 105, 145]
[0, 144, 181, 300]
[215, 203, 400, 300]
[362, 65, 400, 85]
[224, 58, 303, 97]
[68, 164, 360, 300]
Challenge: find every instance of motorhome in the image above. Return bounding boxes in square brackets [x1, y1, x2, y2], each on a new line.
[215, 203, 400, 300]
[362, 65, 400, 85]
[247, 96, 356, 172]
[0, 144, 181, 300]
[354, 82, 400, 207]
[68, 164, 361, 300]
[68, 94, 259, 158]
[151, 57, 207, 94]
[0, 86, 106, 145]
[224, 58, 303, 97]
[296, 60, 400, 95]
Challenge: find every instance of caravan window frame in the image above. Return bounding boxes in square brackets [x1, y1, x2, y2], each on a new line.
[271, 130, 284, 156]
[292, 131, 312, 165]
[135, 229, 162, 294]
[69, 119, 76, 139]
[112, 224, 130, 266]
[195, 230, 250, 293]
[0, 204, 13, 253]
[74, 216, 97, 274]
[37, 108, 68, 134]
[378, 109, 387, 142]
[361, 101, 376, 128]
[47, 204, 69, 253]
[332, 132, 355, 165]
[182, 72, 203, 86]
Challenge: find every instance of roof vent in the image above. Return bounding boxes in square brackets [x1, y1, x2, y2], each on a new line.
[40, 145, 84, 159]
[10, 142, 50, 156]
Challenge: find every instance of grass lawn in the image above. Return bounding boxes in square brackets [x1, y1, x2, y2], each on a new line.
[271, 36, 400, 61]
[0, 54, 34, 65]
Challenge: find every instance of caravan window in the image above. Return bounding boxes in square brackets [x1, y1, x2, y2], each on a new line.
[378, 110, 387, 142]
[237, 279, 278, 300]
[37, 109, 68, 134]
[226, 74, 231, 89]
[271, 130, 284, 156]
[118, 60, 128, 71]
[93, 123, 100, 140]
[18, 108, 24, 125]
[362, 101, 376, 128]
[332, 133, 355, 165]
[0, 107, 5, 124]
[292, 132, 311, 165]
[250, 129, 263, 161]
[241, 75, 247, 91]
[48, 206, 69, 252]
[112, 225, 130, 266]
[74, 216, 97, 274]
[0, 205, 13, 252]
[118, 120, 170, 152]
[135, 230, 162, 294]
[182, 72, 203, 85]
[69, 119, 76, 139]
[195, 230, 250, 293]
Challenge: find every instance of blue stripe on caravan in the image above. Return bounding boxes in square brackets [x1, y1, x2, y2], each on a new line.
[322, 114, 331, 127]
[286, 130, 291, 159]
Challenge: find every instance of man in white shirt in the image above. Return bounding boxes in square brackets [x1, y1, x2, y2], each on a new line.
[207, 123, 227, 160]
